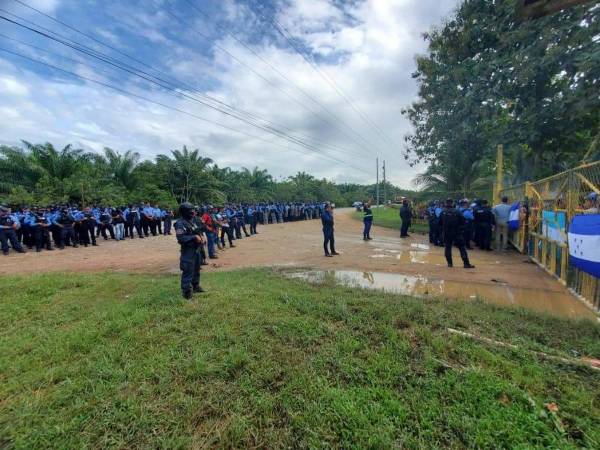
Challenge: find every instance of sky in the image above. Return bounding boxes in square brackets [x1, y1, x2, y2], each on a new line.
[0, 0, 461, 187]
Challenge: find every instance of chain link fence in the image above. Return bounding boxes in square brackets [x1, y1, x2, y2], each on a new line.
[499, 160, 600, 311]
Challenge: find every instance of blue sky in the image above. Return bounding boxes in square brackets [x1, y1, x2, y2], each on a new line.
[0, 0, 460, 186]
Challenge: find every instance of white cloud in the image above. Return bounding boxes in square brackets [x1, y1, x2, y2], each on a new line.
[26, 0, 60, 13]
[0, 77, 30, 96]
[0, 0, 460, 187]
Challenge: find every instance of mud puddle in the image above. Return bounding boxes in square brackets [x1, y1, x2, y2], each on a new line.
[286, 270, 596, 320]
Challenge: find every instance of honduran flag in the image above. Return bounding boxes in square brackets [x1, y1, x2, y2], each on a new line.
[508, 201, 520, 231]
[568, 214, 600, 278]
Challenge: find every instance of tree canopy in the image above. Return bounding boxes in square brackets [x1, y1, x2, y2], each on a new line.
[403, 0, 599, 190]
[0, 141, 414, 207]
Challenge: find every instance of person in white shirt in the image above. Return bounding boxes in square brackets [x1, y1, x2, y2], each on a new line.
[492, 196, 511, 251]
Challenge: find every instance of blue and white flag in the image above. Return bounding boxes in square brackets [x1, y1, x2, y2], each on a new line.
[508, 201, 520, 230]
[568, 214, 600, 278]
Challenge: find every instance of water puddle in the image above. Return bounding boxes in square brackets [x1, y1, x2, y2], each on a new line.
[370, 247, 444, 265]
[286, 270, 595, 320]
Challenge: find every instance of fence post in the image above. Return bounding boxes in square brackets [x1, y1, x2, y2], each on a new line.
[496, 144, 504, 202]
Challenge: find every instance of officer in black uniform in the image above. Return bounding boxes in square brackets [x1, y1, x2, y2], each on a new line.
[399, 199, 412, 238]
[31, 208, 54, 252]
[175, 202, 205, 299]
[55, 207, 78, 249]
[439, 198, 475, 269]
[473, 199, 495, 251]
[80, 207, 98, 247]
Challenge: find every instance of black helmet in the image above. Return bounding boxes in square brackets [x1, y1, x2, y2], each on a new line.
[179, 202, 194, 220]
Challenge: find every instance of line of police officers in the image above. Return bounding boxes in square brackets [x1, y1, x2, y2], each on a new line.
[0, 204, 174, 254]
[175, 202, 324, 299]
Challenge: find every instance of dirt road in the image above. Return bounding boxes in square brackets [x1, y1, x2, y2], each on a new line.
[1, 208, 595, 319]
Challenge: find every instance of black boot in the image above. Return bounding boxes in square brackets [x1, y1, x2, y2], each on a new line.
[464, 263, 475, 269]
[182, 290, 193, 300]
[193, 285, 205, 293]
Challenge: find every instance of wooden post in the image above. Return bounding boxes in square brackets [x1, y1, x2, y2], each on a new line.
[560, 244, 568, 283]
[496, 144, 503, 202]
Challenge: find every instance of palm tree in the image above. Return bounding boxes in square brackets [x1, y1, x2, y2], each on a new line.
[413, 172, 448, 191]
[22, 141, 89, 180]
[0, 145, 40, 193]
[157, 146, 223, 203]
[102, 147, 140, 190]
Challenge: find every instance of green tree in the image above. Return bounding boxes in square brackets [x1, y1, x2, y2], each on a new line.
[403, 0, 599, 186]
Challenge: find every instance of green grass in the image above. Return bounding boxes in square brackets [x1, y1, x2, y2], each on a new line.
[352, 206, 429, 233]
[2, 269, 600, 449]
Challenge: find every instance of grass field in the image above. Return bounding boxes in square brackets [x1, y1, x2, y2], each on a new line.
[2, 269, 600, 449]
[351, 206, 429, 234]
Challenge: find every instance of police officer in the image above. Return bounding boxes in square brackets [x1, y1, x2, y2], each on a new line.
[458, 199, 475, 249]
[363, 202, 373, 240]
[473, 199, 494, 251]
[26, 207, 54, 252]
[175, 202, 205, 299]
[80, 206, 98, 247]
[399, 199, 412, 238]
[439, 198, 475, 269]
[0, 206, 26, 255]
[163, 208, 173, 235]
[54, 207, 78, 249]
[98, 208, 115, 240]
[321, 203, 338, 257]
[126, 204, 143, 239]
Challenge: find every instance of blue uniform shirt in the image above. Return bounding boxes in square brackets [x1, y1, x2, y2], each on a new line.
[459, 207, 474, 221]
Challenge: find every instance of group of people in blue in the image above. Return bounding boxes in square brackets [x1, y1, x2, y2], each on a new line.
[0, 203, 174, 254]
[425, 198, 496, 252]
[0, 201, 326, 256]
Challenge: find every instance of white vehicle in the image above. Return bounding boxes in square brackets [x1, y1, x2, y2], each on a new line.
[352, 201, 363, 211]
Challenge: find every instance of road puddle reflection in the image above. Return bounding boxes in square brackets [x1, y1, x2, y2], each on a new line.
[286, 270, 595, 319]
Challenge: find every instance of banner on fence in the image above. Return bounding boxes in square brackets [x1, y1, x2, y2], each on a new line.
[568, 214, 600, 278]
[542, 210, 567, 244]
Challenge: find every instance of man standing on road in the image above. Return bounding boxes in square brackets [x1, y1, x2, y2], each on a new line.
[175, 202, 205, 300]
[363, 202, 373, 240]
[322, 203, 338, 257]
[399, 199, 412, 238]
[493, 196, 511, 251]
[440, 199, 475, 269]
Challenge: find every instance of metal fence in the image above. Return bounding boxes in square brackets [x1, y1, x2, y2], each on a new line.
[498, 161, 600, 311]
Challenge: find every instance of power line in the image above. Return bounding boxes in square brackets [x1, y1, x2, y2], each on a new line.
[159, 0, 376, 158]
[6, 0, 369, 160]
[0, 14, 368, 167]
[249, 0, 402, 156]
[178, 0, 378, 157]
[0, 46, 366, 173]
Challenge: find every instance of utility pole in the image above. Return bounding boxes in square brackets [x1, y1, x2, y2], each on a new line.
[376, 157, 379, 207]
[383, 160, 386, 206]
